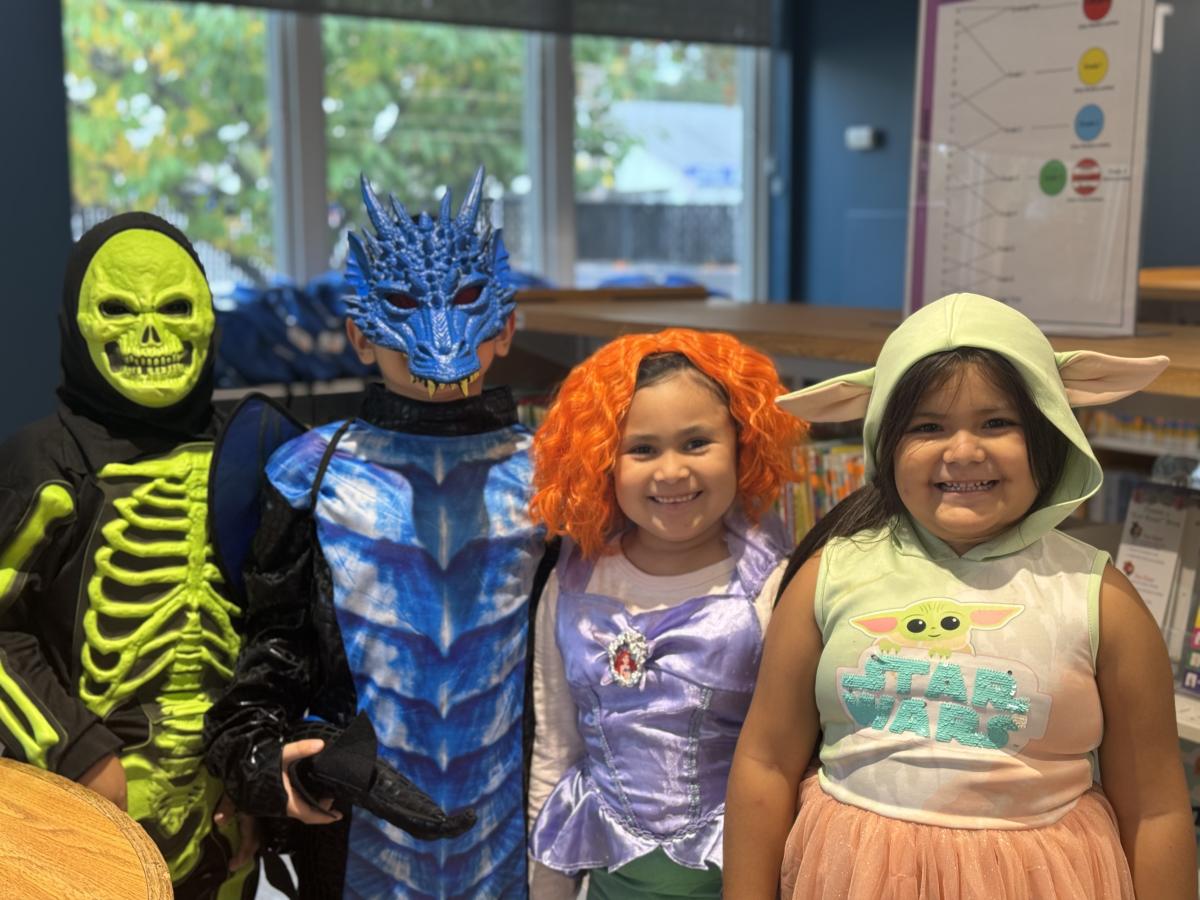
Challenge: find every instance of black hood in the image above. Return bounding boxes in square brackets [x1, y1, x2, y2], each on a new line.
[56, 212, 218, 459]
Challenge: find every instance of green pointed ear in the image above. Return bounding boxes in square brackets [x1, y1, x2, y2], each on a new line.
[776, 367, 875, 422]
[1055, 351, 1170, 407]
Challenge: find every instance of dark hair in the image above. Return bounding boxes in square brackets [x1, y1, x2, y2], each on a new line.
[635, 351, 730, 406]
[776, 347, 1070, 598]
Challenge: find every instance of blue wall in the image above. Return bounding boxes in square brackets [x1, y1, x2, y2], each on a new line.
[792, 1, 1200, 307]
[792, 0, 918, 309]
[1, 4, 72, 439]
[1142, 1, 1200, 266]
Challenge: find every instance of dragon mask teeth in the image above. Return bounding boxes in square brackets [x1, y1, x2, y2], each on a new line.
[408, 370, 481, 397]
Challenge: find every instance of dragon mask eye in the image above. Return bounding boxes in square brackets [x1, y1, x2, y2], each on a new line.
[384, 291, 419, 310]
[453, 285, 483, 306]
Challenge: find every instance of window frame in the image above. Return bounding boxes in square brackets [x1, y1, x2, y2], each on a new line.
[266, 11, 771, 299]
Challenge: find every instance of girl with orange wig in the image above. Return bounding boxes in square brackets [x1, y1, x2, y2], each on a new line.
[526, 328, 807, 899]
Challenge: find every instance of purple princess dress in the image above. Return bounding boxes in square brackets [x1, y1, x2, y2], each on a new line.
[528, 517, 785, 876]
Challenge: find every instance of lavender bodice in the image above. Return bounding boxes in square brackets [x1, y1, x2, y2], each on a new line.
[529, 520, 782, 874]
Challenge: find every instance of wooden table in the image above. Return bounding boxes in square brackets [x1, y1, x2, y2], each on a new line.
[517, 299, 1200, 400]
[0, 759, 171, 899]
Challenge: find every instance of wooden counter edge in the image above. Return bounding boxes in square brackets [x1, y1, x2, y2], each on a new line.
[0, 759, 172, 899]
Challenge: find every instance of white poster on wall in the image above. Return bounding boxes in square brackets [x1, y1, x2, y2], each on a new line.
[904, 0, 1155, 335]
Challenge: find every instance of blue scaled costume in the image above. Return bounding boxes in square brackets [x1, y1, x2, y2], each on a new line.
[204, 168, 546, 898]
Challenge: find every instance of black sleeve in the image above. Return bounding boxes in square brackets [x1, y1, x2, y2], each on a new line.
[203, 482, 323, 817]
[0, 421, 124, 780]
[0, 628, 124, 780]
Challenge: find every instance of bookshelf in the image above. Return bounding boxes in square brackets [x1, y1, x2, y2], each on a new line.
[1089, 434, 1199, 458]
[516, 299, 1200, 399]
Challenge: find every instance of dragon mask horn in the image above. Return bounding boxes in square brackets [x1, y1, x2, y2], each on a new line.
[456, 166, 485, 229]
[360, 174, 394, 240]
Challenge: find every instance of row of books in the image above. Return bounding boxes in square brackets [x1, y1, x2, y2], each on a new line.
[1081, 408, 1200, 455]
[773, 441, 866, 544]
[1084, 467, 1145, 525]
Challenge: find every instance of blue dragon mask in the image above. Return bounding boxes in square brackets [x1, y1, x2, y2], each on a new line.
[345, 167, 517, 394]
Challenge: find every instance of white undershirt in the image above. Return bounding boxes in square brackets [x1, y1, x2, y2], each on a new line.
[527, 543, 785, 898]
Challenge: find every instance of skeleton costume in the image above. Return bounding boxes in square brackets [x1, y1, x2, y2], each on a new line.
[0, 213, 254, 898]
[205, 169, 547, 899]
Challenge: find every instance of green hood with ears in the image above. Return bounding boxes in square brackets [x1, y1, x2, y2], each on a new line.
[777, 293, 1169, 559]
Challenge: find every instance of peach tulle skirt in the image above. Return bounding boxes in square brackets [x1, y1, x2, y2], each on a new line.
[780, 771, 1134, 900]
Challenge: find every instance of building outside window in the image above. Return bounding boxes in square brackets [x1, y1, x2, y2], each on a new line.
[574, 37, 745, 297]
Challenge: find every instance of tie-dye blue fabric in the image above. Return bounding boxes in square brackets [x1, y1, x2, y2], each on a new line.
[268, 418, 543, 898]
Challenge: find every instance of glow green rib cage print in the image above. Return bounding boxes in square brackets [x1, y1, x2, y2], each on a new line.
[81, 445, 242, 882]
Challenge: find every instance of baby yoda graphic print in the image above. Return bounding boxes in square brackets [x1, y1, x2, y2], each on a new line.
[837, 597, 1052, 755]
[849, 597, 1022, 657]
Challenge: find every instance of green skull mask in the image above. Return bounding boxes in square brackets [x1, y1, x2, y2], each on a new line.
[76, 229, 214, 408]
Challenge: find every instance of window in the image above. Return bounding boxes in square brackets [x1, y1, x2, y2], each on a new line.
[573, 37, 753, 298]
[62, 0, 276, 294]
[322, 16, 534, 273]
[64, 4, 767, 298]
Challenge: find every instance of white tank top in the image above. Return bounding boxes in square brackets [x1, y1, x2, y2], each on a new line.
[813, 522, 1107, 829]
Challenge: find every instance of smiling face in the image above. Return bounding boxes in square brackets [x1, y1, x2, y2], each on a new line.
[614, 370, 738, 573]
[76, 229, 213, 408]
[894, 362, 1039, 555]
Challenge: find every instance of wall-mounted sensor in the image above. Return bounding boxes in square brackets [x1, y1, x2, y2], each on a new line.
[844, 125, 883, 151]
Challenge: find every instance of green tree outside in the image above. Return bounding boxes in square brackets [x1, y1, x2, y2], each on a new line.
[64, 1, 739, 285]
[63, 0, 275, 282]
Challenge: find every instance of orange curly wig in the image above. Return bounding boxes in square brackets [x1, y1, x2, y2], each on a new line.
[531, 328, 808, 559]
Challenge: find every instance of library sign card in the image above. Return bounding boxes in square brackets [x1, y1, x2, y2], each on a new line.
[905, 0, 1155, 334]
[1114, 485, 1187, 632]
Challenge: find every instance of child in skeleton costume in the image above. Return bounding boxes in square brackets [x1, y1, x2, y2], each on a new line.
[204, 168, 546, 899]
[526, 330, 807, 899]
[724, 293, 1195, 900]
[0, 212, 257, 898]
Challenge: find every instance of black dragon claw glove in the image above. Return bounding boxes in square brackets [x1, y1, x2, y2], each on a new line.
[288, 712, 476, 841]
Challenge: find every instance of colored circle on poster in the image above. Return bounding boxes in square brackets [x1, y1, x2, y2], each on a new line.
[1078, 48, 1108, 85]
[1083, 0, 1112, 21]
[1039, 160, 1068, 195]
[1072, 158, 1102, 196]
[1075, 104, 1105, 141]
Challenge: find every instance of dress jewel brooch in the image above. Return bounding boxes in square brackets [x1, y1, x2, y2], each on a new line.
[606, 629, 650, 688]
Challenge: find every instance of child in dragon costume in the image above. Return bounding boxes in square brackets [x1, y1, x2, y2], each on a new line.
[0, 212, 256, 897]
[204, 167, 547, 898]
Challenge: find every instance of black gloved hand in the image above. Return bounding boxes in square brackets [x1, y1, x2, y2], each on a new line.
[288, 712, 476, 841]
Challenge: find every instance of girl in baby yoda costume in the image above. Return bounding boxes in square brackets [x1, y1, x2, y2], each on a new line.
[723, 293, 1195, 900]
